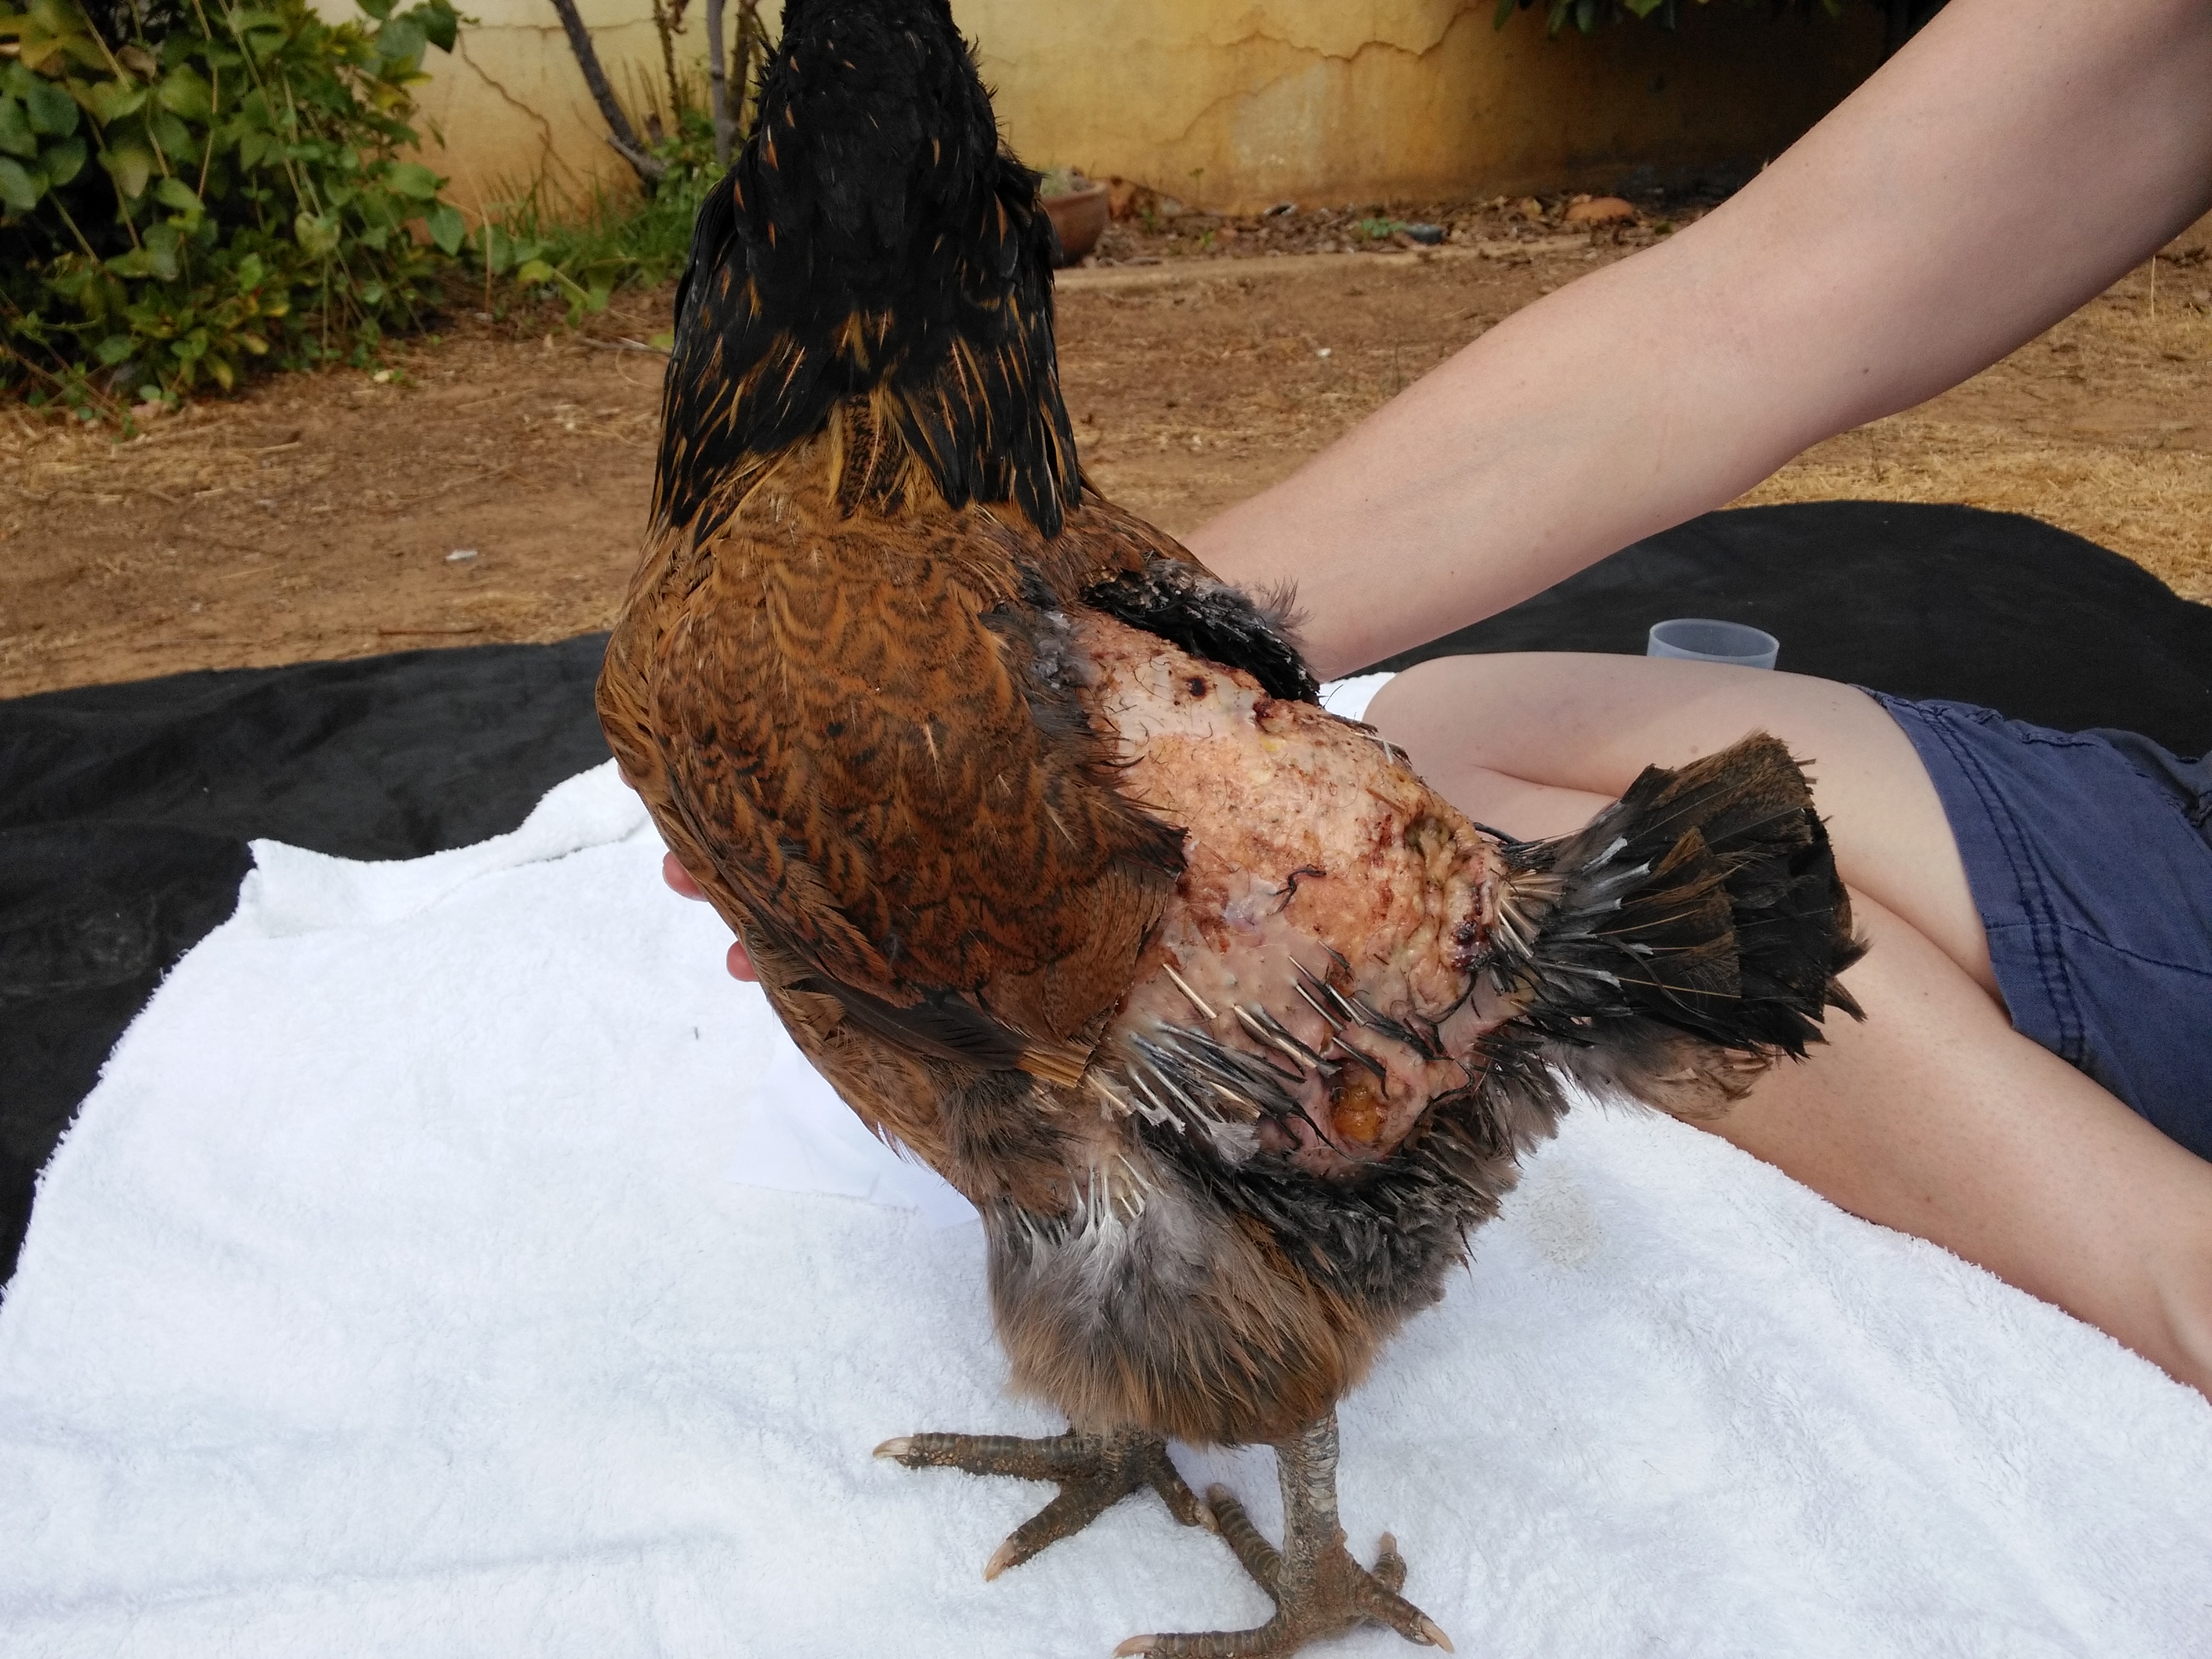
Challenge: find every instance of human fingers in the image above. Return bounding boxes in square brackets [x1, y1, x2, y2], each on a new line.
[661, 851, 760, 980]
[662, 850, 706, 899]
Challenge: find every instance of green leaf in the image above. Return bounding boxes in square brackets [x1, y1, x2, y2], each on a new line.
[235, 251, 265, 289]
[357, 0, 395, 18]
[375, 17, 426, 67]
[104, 142, 155, 198]
[23, 76, 78, 138]
[141, 224, 180, 280]
[294, 209, 340, 257]
[384, 159, 439, 199]
[153, 176, 201, 214]
[156, 67, 214, 122]
[415, 1, 458, 53]
[149, 110, 194, 160]
[0, 154, 44, 212]
[0, 97, 37, 159]
[96, 334, 136, 364]
[84, 79, 149, 125]
[40, 133, 84, 186]
[512, 257, 555, 286]
[425, 198, 464, 254]
[237, 128, 268, 169]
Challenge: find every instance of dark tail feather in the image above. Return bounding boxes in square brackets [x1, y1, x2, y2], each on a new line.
[1485, 733, 1866, 1118]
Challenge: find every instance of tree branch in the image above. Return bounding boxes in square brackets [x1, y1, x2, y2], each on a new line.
[546, 0, 667, 185]
[704, 0, 731, 165]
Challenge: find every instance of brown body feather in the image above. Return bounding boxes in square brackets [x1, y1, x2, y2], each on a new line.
[606, 413, 1181, 1127]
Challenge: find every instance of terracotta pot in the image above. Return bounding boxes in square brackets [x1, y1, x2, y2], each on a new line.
[1042, 182, 1110, 267]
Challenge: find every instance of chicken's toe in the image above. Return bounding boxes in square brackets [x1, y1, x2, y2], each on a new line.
[875, 1423, 1206, 1577]
[1114, 1414, 1451, 1658]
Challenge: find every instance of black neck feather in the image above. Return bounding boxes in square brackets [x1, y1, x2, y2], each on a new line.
[654, 0, 1080, 539]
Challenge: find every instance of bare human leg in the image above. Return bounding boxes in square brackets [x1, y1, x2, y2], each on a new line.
[1367, 653, 1994, 989]
[1365, 654, 2212, 1400]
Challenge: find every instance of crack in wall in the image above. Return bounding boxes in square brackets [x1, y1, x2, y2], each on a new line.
[456, 38, 561, 160]
[1097, 20, 1471, 157]
[448, 37, 565, 194]
[1201, 2, 1483, 66]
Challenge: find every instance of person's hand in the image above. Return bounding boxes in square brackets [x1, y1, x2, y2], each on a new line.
[662, 850, 760, 982]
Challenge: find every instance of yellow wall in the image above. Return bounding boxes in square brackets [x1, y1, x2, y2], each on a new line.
[355, 0, 1884, 215]
[971, 1, 1884, 211]
[332, 0, 671, 212]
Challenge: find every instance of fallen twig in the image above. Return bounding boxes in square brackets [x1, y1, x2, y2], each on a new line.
[579, 337, 670, 355]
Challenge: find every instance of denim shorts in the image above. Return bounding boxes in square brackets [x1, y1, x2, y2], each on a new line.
[1867, 693, 2212, 1161]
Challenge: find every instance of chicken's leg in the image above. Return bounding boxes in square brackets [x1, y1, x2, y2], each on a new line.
[1116, 1414, 1453, 1658]
[875, 1424, 1210, 1577]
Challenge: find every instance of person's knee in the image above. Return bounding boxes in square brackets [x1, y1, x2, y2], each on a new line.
[1364, 655, 1522, 764]
[1365, 658, 1616, 839]
[2158, 1244, 2212, 1401]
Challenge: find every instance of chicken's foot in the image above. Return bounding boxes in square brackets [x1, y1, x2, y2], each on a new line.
[1116, 1413, 1452, 1658]
[875, 1424, 1210, 1578]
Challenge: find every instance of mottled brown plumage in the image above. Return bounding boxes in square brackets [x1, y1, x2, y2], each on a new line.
[599, 4, 1864, 1653]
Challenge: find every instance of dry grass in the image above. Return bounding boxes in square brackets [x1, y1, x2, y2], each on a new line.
[1741, 259, 2212, 601]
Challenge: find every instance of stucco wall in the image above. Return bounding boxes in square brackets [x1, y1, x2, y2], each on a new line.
[359, 0, 1884, 214]
[971, 1, 1884, 210]
[342, 0, 669, 212]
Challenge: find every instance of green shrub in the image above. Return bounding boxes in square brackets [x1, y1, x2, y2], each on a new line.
[0, 0, 465, 410]
[474, 103, 720, 328]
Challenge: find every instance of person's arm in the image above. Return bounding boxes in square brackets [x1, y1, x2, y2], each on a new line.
[1185, 0, 2212, 679]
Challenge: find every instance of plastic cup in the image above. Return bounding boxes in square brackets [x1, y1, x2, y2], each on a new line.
[1646, 618, 1779, 671]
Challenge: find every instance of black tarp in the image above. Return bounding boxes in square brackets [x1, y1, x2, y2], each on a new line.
[1, 636, 615, 1282]
[5, 501, 2209, 1286]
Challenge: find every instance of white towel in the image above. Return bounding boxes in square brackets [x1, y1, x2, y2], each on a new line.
[3, 759, 2207, 1659]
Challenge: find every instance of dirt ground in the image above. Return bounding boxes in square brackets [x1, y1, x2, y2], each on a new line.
[3, 199, 2209, 699]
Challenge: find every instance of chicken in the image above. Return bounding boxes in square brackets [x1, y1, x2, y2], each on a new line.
[596, 3, 1865, 1653]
